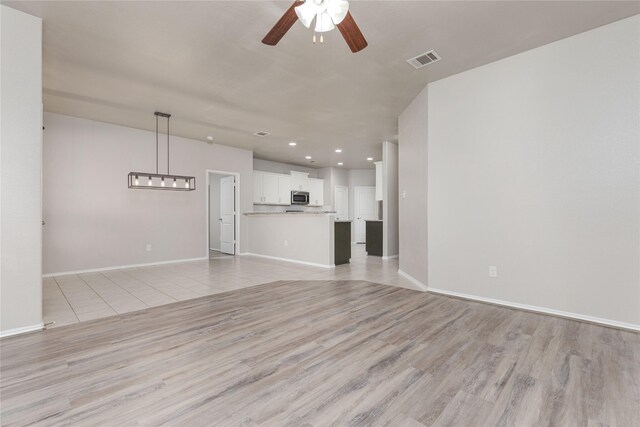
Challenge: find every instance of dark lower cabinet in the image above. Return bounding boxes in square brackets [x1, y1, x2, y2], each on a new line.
[366, 220, 383, 256]
[334, 221, 351, 265]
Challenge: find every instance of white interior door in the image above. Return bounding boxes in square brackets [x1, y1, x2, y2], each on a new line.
[335, 186, 348, 221]
[219, 176, 235, 255]
[354, 186, 376, 243]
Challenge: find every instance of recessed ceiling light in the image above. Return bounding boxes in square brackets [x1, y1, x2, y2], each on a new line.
[305, 156, 312, 159]
[335, 149, 342, 153]
[206, 136, 214, 141]
[337, 162, 343, 166]
[367, 157, 373, 161]
[288, 142, 297, 146]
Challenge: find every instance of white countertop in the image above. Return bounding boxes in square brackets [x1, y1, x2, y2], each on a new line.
[244, 211, 336, 216]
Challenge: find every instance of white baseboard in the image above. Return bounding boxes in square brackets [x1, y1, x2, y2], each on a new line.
[43, 257, 208, 277]
[1, 323, 44, 338]
[240, 253, 334, 269]
[397, 269, 428, 291]
[428, 287, 640, 332]
[209, 247, 220, 251]
[382, 255, 399, 260]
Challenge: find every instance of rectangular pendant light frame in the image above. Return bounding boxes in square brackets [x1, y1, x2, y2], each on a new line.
[128, 172, 196, 191]
[128, 112, 196, 191]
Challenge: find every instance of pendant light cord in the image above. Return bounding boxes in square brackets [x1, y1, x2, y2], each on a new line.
[153, 112, 171, 175]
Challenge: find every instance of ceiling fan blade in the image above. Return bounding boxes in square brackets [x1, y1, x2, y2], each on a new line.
[336, 11, 368, 53]
[262, 1, 300, 46]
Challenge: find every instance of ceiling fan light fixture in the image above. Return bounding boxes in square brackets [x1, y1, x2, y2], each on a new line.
[315, 11, 335, 32]
[262, 0, 367, 53]
[295, 1, 316, 28]
[297, 0, 347, 32]
[327, 0, 349, 24]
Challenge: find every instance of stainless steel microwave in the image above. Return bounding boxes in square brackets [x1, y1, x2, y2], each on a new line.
[291, 191, 310, 205]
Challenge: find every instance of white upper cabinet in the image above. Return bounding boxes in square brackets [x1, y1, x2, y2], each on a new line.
[277, 174, 291, 205]
[253, 171, 264, 204]
[262, 173, 279, 204]
[308, 178, 324, 207]
[290, 171, 309, 191]
[254, 171, 291, 205]
[374, 161, 383, 201]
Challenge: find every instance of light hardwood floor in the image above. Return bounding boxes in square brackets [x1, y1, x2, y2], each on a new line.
[2, 280, 639, 426]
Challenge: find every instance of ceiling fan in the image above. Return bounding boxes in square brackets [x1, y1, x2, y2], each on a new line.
[262, 0, 368, 53]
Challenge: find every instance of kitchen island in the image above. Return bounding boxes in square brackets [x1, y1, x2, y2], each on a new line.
[244, 212, 337, 268]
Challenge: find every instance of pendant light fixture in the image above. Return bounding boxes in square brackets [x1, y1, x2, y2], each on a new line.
[128, 112, 196, 191]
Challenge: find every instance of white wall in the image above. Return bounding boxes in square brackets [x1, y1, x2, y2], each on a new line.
[208, 173, 221, 250]
[382, 141, 399, 257]
[398, 86, 429, 285]
[333, 168, 349, 209]
[317, 167, 333, 207]
[0, 6, 43, 336]
[253, 158, 318, 177]
[316, 167, 350, 211]
[42, 113, 254, 274]
[427, 16, 640, 327]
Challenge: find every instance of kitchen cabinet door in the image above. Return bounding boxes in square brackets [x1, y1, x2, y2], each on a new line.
[375, 161, 383, 201]
[290, 171, 309, 191]
[308, 178, 324, 206]
[277, 175, 291, 205]
[253, 171, 264, 204]
[262, 173, 279, 204]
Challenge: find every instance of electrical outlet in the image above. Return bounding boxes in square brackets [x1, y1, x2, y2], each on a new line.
[146, 244, 152, 252]
[489, 266, 498, 278]
[401, 191, 406, 199]
[284, 240, 288, 247]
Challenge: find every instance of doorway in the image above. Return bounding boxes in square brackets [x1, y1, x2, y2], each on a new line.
[354, 186, 377, 243]
[207, 171, 239, 256]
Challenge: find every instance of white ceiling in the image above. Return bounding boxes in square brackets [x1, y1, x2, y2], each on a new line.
[4, 1, 639, 169]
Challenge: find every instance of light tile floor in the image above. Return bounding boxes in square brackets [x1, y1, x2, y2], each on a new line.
[44, 245, 418, 329]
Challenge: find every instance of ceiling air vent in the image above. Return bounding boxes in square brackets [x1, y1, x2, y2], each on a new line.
[407, 50, 441, 69]
[253, 131, 270, 137]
